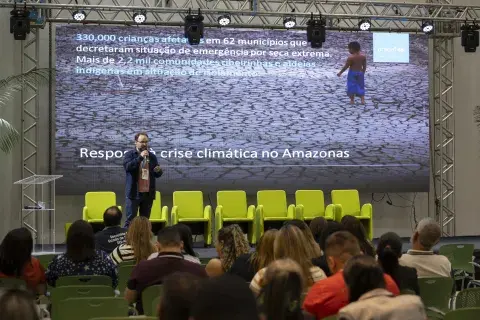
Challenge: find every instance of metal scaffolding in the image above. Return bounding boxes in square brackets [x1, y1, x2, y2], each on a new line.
[0, 0, 462, 235]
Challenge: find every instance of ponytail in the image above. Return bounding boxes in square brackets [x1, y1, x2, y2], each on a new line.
[378, 247, 399, 279]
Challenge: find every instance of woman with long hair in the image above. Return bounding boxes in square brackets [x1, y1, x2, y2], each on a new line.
[110, 216, 156, 265]
[309, 217, 328, 244]
[285, 220, 322, 258]
[205, 224, 250, 277]
[46, 220, 118, 288]
[0, 288, 41, 320]
[250, 224, 326, 296]
[149, 223, 200, 264]
[0, 228, 46, 295]
[229, 229, 278, 282]
[259, 259, 305, 320]
[341, 215, 375, 257]
[377, 232, 419, 294]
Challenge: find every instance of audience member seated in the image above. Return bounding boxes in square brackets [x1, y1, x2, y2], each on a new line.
[95, 206, 127, 254]
[110, 216, 156, 265]
[250, 224, 326, 296]
[125, 226, 207, 314]
[303, 231, 399, 319]
[190, 274, 260, 320]
[338, 255, 426, 320]
[205, 224, 250, 277]
[229, 229, 278, 282]
[285, 220, 322, 258]
[46, 220, 118, 288]
[0, 288, 41, 320]
[316, 221, 345, 276]
[0, 228, 46, 295]
[258, 259, 314, 320]
[157, 272, 202, 320]
[377, 232, 419, 294]
[309, 217, 328, 245]
[341, 216, 375, 257]
[399, 218, 451, 278]
[149, 223, 200, 264]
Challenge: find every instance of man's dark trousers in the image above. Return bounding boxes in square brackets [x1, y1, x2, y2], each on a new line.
[125, 193, 153, 228]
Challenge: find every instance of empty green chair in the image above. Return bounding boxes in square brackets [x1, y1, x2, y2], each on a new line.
[256, 190, 295, 237]
[439, 244, 475, 289]
[0, 278, 26, 289]
[171, 191, 212, 246]
[117, 263, 135, 294]
[295, 190, 336, 222]
[216, 190, 257, 244]
[83, 192, 122, 227]
[142, 285, 163, 316]
[148, 191, 168, 228]
[444, 308, 480, 320]
[455, 287, 480, 309]
[56, 275, 112, 287]
[418, 277, 454, 312]
[56, 297, 129, 320]
[331, 189, 373, 240]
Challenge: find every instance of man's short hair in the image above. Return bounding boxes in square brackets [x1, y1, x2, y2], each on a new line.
[103, 206, 122, 227]
[348, 41, 361, 52]
[134, 132, 149, 141]
[325, 231, 361, 262]
[416, 218, 441, 250]
[157, 226, 182, 247]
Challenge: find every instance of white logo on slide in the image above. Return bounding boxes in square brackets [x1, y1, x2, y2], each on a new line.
[377, 47, 405, 53]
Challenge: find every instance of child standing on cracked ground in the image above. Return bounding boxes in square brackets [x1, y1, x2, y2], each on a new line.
[337, 41, 366, 105]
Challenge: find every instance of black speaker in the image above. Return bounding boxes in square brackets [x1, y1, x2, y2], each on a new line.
[461, 29, 479, 53]
[10, 9, 30, 41]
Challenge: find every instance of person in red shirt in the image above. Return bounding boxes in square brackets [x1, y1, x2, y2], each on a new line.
[303, 231, 399, 319]
[0, 228, 46, 295]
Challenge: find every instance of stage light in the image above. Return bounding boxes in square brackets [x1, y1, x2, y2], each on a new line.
[184, 9, 204, 45]
[283, 17, 296, 29]
[72, 10, 86, 22]
[358, 19, 371, 31]
[307, 16, 326, 48]
[10, 5, 30, 41]
[421, 21, 434, 34]
[218, 14, 231, 26]
[133, 11, 147, 24]
[461, 22, 480, 53]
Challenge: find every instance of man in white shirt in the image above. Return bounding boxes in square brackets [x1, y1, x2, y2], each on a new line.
[399, 218, 451, 278]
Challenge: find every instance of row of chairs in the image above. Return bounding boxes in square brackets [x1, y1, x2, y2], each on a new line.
[82, 189, 373, 244]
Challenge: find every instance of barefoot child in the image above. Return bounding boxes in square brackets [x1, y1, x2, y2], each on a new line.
[337, 41, 366, 105]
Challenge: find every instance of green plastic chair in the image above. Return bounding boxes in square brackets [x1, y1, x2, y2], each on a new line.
[56, 275, 113, 287]
[148, 191, 168, 228]
[90, 318, 156, 320]
[117, 264, 135, 293]
[51, 285, 115, 319]
[418, 277, 454, 312]
[142, 285, 163, 316]
[295, 190, 336, 221]
[455, 287, 480, 309]
[56, 297, 129, 320]
[171, 191, 212, 246]
[151, 295, 161, 317]
[34, 254, 58, 269]
[439, 244, 474, 289]
[216, 190, 257, 244]
[82, 192, 122, 226]
[331, 189, 373, 240]
[444, 308, 480, 320]
[0, 278, 26, 289]
[199, 257, 212, 265]
[256, 190, 295, 237]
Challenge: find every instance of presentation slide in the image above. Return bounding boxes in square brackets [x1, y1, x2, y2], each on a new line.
[55, 25, 429, 195]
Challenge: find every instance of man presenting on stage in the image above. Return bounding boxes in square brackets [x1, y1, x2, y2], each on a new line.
[123, 132, 163, 228]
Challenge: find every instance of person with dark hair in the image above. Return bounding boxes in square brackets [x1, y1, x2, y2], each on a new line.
[125, 226, 207, 314]
[315, 221, 345, 276]
[309, 217, 328, 244]
[190, 274, 260, 320]
[149, 223, 200, 264]
[340, 216, 375, 257]
[95, 206, 127, 254]
[46, 220, 118, 288]
[337, 41, 367, 105]
[0, 228, 46, 295]
[259, 259, 305, 320]
[157, 272, 202, 320]
[303, 231, 399, 319]
[377, 232, 419, 294]
[123, 131, 163, 228]
[0, 288, 41, 320]
[338, 255, 426, 320]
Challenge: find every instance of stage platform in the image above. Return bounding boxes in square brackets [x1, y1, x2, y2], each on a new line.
[33, 235, 480, 258]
